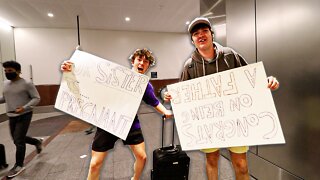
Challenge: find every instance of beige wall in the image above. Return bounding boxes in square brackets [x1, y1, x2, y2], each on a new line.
[14, 28, 194, 85]
[0, 23, 15, 114]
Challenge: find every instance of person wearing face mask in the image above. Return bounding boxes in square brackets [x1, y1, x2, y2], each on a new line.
[61, 48, 173, 180]
[0, 60, 42, 178]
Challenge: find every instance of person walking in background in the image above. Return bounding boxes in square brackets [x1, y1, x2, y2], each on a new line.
[164, 17, 280, 180]
[0, 60, 43, 178]
[61, 48, 173, 180]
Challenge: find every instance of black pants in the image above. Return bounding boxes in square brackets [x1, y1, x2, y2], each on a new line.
[0, 144, 7, 165]
[9, 112, 40, 166]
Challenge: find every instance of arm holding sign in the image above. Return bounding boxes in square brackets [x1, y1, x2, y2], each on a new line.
[154, 104, 173, 119]
[142, 83, 173, 119]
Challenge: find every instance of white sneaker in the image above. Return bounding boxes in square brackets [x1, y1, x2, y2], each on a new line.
[7, 165, 25, 178]
[36, 138, 44, 154]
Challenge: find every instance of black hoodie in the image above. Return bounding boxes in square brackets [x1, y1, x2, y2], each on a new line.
[180, 42, 248, 81]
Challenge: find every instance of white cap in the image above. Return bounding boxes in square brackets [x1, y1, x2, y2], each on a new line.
[188, 17, 212, 33]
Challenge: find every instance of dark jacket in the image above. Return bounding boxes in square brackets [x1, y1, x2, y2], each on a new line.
[181, 42, 248, 81]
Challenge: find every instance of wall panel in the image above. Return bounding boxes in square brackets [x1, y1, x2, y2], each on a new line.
[256, 0, 320, 179]
[226, 0, 320, 179]
[0, 23, 15, 114]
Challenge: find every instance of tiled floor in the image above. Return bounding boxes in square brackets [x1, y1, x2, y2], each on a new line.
[0, 105, 239, 180]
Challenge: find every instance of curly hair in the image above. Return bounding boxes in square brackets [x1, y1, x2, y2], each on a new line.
[129, 48, 156, 67]
[2, 60, 21, 71]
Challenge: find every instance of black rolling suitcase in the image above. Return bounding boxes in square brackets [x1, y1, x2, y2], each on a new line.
[0, 144, 8, 168]
[151, 116, 190, 180]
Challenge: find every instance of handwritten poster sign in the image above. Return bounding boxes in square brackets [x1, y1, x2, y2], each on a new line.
[55, 50, 149, 140]
[167, 62, 285, 151]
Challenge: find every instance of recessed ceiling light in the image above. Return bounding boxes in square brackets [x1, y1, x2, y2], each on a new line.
[48, 13, 54, 17]
[0, 19, 13, 30]
[125, 17, 130, 22]
[0, 17, 13, 27]
[186, 21, 190, 25]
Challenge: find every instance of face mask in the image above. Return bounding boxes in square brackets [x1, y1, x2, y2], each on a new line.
[5, 72, 18, 80]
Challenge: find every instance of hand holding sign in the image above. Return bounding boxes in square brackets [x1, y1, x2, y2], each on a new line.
[61, 61, 73, 72]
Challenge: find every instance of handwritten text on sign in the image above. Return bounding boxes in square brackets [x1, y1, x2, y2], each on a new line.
[167, 62, 285, 151]
[55, 50, 149, 140]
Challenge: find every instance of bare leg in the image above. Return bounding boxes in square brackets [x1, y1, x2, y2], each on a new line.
[130, 142, 147, 180]
[87, 150, 107, 180]
[230, 151, 249, 180]
[205, 150, 220, 180]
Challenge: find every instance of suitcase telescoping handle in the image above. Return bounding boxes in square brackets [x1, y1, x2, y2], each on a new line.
[161, 115, 175, 148]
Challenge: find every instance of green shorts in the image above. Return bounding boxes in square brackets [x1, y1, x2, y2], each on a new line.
[201, 146, 249, 154]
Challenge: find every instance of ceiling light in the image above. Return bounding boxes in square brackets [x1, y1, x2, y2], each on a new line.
[125, 17, 130, 22]
[186, 21, 190, 25]
[0, 17, 13, 27]
[47, 13, 54, 17]
[0, 18, 13, 30]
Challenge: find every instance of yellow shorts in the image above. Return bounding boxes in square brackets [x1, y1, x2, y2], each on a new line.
[201, 146, 249, 154]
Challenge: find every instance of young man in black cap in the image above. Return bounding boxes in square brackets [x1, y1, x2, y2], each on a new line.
[165, 17, 279, 180]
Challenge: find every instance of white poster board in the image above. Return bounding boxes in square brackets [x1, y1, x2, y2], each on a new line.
[167, 62, 285, 151]
[55, 50, 149, 140]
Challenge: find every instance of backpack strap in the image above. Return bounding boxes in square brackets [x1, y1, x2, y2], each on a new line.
[181, 58, 196, 80]
[232, 49, 242, 67]
[222, 47, 247, 68]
